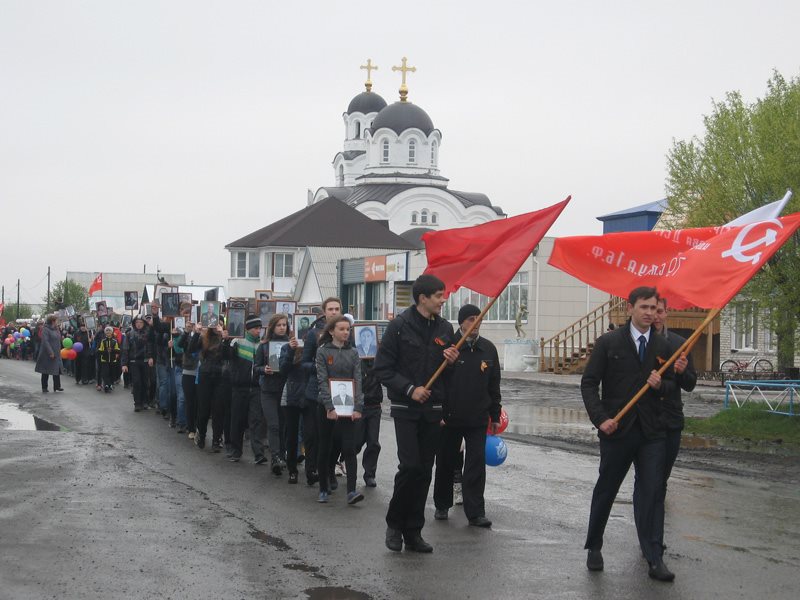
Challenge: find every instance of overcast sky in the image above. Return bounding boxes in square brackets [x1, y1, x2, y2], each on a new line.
[1, 0, 798, 306]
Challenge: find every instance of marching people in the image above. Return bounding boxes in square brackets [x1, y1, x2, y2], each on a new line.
[35, 315, 64, 393]
[97, 326, 121, 393]
[176, 319, 200, 440]
[635, 297, 696, 558]
[254, 313, 291, 472]
[373, 274, 459, 553]
[433, 303, 501, 528]
[279, 331, 314, 485]
[581, 286, 676, 581]
[190, 322, 228, 452]
[227, 315, 267, 464]
[121, 315, 154, 411]
[355, 357, 383, 488]
[314, 315, 364, 505]
[73, 321, 91, 385]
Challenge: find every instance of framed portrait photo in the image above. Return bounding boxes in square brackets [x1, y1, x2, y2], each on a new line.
[255, 290, 272, 301]
[65, 305, 76, 317]
[227, 307, 246, 337]
[268, 340, 289, 371]
[293, 313, 313, 348]
[353, 324, 379, 359]
[95, 301, 108, 317]
[124, 291, 139, 310]
[173, 316, 186, 331]
[329, 378, 355, 417]
[275, 300, 297, 316]
[122, 314, 132, 329]
[83, 316, 96, 331]
[178, 292, 193, 306]
[256, 300, 276, 325]
[161, 293, 181, 317]
[199, 301, 220, 327]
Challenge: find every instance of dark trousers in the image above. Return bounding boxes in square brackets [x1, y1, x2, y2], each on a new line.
[222, 383, 231, 444]
[147, 365, 157, 404]
[635, 427, 681, 557]
[41, 373, 61, 391]
[386, 417, 441, 533]
[129, 362, 149, 408]
[356, 405, 382, 479]
[100, 362, 116, 388]
[317, 404, 357, 493]
[230, 386, 265, 459]
[585, 425, 666, 563]
[434, 425, 487, 519]
[182, 374, 198, 434]
[74, 353, 90, 383]
[260, 390, 282, 459]
[196, 375, 225, 443]
[285, 403, 317, 479]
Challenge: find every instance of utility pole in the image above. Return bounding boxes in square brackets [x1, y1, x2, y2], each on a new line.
[47, 266, 51, 313]
[16, 278, 20, 320]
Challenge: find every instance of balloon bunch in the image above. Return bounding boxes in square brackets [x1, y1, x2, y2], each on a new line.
[60, 337, 78, 360]
[5, 330, 30, 350]
[485, 407, 510, 467]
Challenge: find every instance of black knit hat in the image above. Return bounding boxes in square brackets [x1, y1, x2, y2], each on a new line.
[458, 304, 481, 325]
[245, 315, 262, 330]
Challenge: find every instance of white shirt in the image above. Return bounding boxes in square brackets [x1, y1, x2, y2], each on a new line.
[629, 322, 650, 347]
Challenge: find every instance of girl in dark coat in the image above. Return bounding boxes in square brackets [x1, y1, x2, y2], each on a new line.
[190, 324, 229, 451]
[280, 326, 317, 485]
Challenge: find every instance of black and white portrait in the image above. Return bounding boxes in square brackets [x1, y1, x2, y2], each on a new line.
[353, 324, 378, 359]
[255, 290, 272, 301]
[277, 300, 296, 316]
[227, 308, 246, 337]
[268, 340, 288, 371]
[161, 293, 181, 318]
[124, 291, 139, 310]
[329, 379, 355, 417]
[95, 301, 108, 317]
[293, 313, 312, 347]
[257, 300, 276, 325]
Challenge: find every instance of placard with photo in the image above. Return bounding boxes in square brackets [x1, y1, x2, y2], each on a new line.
[173, 316, 186, 332]
[83, 316, 96, 331]
[293, 313, 313, 347]
[268, 340, 288, 371]
[328, 378, 355, 417]
[178, 293, 193, 307]
[95, 301, 108, 317]
[257, 300, 276, 325]
[227, 307, 246, 337]
[255, 290, 272, 301]
[122, 314, 132, 328]
[275, 300, 297, 316]
[124, 291, 139, 310]
[353, 324, 379, 359]
[200, 301, 220, 327]
[161, 293, 181, 317]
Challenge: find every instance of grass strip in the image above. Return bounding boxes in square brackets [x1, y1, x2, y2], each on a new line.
[684, 403, 800, 447]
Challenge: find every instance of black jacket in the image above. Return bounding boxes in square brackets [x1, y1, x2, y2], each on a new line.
[300, 316, 327, 401]
[189, 331, 229, 379]
[360, 359, 384, 409]
[255, 335, 289, 394]
[122, 326, 153, 365]
[151, 315, 173, 367]
[443, 332, 501, 427]
[279, 342, 307, 408]
[581, 320, 676, 440]
[660, 329, 696, 430]
[373, 306, 454, 422]
[226, 336, 260, 388]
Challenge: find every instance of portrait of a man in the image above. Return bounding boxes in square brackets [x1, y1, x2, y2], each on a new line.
[227, 308, 245, 337]
[268, 341, 288, 370]
[354, 324, 378, 359]
[161, 293, 180, 317]
[329, 379, 355, 417]
[201, 301, 219, 327]
[294, 314, 312, 347]
[124, 291, 139, 311]
[95, 301, 108, 317]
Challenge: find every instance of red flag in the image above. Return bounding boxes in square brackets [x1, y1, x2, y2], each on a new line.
[549, 213, 800, 309]
[88, 273, 103, 296]
[423, 197, 570, 297]
[0, 302, 4, 314]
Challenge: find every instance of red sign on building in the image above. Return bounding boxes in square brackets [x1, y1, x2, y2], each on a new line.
[364, 256, 387, 282]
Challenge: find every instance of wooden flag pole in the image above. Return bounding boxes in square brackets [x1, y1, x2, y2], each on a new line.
[613, 307, 721, 423]
[424, 296, 499, 390]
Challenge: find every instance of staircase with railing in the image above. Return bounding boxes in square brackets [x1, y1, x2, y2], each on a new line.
[539, 296, 626, 374]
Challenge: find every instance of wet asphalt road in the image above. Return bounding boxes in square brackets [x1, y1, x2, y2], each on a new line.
[1, 359, 799, 599]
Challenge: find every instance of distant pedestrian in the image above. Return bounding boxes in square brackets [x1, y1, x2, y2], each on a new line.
[35, 315, 64, 393]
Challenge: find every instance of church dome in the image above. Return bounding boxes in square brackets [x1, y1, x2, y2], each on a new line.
[347, 91, 388, 115]
[371, 102, 435, 136]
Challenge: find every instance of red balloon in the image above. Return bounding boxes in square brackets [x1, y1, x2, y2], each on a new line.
[67, 349, 77, 360]
[488, 407, 510, 434]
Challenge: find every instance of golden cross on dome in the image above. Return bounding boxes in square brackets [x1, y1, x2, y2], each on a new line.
[391, 56, 416, 102]
[360, 59, 378, 92]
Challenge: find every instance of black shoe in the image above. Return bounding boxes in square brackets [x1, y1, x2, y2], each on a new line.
[169, 419, 176, 428]
[297, 454, 305, 464]
[211, 441, 222, 453]
[271, 457, 283, 477]
[54, 388, 64, 392]
[42, 389, 49, 393]
[385, 527, 403, 552]
[587, 550, 604, 572]
[134, 406, 141, 413]
[228, 453, 241, 462]
[288, 472, 298, 484]
[196, 436, 206, 450]
[648, 559, 675, 582]
[364, 476, 377, 488]
[403, 532, 433, 553]
[306, 471, 319, 486]
[177, 426, 186, 434]
[468, 516, 492, 528]
[434, 509, 448, 521]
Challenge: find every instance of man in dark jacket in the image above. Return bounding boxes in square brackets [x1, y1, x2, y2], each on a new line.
[581, 286, 676, 582]
[121, 315, 154, 412]
[227, 315, 265, 463]
[433, 304, 501, 528]
[356, 358, 383, 487]
[374, 274, 459, 554]
[633, 297, 695, 561]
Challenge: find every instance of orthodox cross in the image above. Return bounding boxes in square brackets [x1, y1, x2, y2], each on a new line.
[360, 59, 378, 92]
[391, 56, 416, 101]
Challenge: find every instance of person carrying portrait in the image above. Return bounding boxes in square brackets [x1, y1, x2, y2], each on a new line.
[315, 315, 364, 505]
[355, 356, 383, 488]
[373, 274, 459, 554]
[581, 286, 676, 582]
[121, 315, 154, 412]
[150, 302, 179, 425]
[97, 326, 121, 393]
[176, 318, 200, 440]
[433, 303, 501, 528]
[189, 323, 228, 452]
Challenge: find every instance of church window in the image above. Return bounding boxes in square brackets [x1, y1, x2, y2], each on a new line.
[421, 209, 429, 224]
[411, 211, 418, 224]
[431, 212, 438, 225]
[338, 165, 344, 186]
[431, 140, 438, 166]
[382, 139, 389, 163]
[354, 121, 361, 139]
[408, 139, 416, 163]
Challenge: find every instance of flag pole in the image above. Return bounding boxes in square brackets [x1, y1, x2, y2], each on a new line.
[613, 307, 721, 423]
[424, 296, 499, 390]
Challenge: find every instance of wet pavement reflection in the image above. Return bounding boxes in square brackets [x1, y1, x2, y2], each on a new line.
[0, 401, 61, 431]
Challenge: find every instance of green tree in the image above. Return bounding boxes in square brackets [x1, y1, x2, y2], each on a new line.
[665, 70, 800, 369]
[4, 303, 33, 321]
[44, 279, 90, 313]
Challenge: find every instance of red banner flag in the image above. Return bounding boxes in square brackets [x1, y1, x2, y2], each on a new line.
[423, 197, 570, 297]
[88, 273, 103, 296]
[549, 213, 800, 309]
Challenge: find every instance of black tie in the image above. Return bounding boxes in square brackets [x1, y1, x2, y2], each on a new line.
[638, 335, 647, 363]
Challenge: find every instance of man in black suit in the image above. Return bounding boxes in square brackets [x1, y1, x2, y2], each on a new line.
[581, 286, 676, 582]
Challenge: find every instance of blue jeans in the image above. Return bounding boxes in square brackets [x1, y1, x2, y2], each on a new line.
[173, 366, 185, 427]
[157, 363, 176, 414]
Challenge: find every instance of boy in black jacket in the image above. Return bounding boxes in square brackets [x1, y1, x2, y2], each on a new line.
[373, 274, 459, 554]
[356, 358, 383, 487]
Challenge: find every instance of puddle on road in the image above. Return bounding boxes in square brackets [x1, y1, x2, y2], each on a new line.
[304, 587, 371, 600]
[0, 402, 61, 431]
[506, 405, 597, 442]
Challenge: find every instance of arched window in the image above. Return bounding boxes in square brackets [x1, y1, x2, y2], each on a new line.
[354, 121, 361, 139]
[408, 139, 416, 163]
[338, 165, 344, 186]
[411, 211, 418, 224]
[382, 139, 389, 163]
[431, 212, 438, 225]
[421, 209, 429, 224]
[431, 140, 437, 166]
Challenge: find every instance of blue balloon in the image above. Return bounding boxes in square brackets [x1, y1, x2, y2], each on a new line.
[485, 435, 508, 467]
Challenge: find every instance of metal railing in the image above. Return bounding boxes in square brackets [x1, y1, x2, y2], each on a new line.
[539, 296, 625, 374]
[724, 380, 799, 416]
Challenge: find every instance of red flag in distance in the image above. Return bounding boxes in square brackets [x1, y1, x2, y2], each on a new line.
[88, 273, 103, 296]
